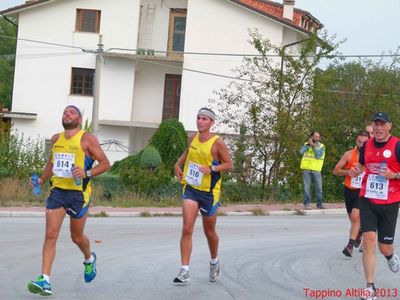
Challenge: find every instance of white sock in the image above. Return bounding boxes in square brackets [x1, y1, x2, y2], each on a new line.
[210, 257, 219, 265]
[181, 265, 189, 271]
[84, 254, 94, 264]
[41, 274, 50, 283]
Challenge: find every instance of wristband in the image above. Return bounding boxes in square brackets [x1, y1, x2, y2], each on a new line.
[211, 165, 217, 172]
[394, 173, 400, 180]
[85, 170, 92, 177]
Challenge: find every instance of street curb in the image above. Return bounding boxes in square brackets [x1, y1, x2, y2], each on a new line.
[0, 209, 347, 218]
[0, 211, 45, 217]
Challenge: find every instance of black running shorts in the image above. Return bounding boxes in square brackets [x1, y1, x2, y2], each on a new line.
[46, 187, 90, 219]
[359, 198, 399, 244]
[343, 186, 360, 214]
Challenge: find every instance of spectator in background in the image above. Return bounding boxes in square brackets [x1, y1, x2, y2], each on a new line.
[300, 131, 326, 210]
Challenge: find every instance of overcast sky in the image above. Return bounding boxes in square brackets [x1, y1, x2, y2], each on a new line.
[1, 0, 399, 58]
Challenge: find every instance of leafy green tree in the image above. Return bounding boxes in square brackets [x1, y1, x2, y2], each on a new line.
[231, 122, 250, 183]
[0, 16, 17, 109]
[309, 55, 400, 199]
[213, 29, 338, 199]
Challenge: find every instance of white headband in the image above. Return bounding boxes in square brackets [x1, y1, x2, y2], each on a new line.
[197, 108, 216, 120]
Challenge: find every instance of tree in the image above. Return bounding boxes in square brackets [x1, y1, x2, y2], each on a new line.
[309, 54, 400, 199]
[213, 29, 338, 199]
[0, 16, 17, 109]
[231, 122, 251, 183]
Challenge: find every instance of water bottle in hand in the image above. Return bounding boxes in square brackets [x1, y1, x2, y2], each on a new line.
[71, 163, 82, 186]
[31, 173, 41, 195]
[379, 160, 387, 181]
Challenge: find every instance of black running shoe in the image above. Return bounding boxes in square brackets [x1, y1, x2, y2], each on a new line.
[354, 232, 363, 248]
[342, 245, 353, 257]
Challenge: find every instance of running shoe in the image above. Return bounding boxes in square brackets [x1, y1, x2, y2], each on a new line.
[209, 260, 221, 282]
[173, 268, 190, 284]
[387, 254, 399, 273]
[317, 204, 326, 209]
[359, 244, 363, 253]
[360, 286, 376, 300]
[27, 275, 52, 296]
[304, 204, 311, 210]
[342, 245, 353, 257]
[84, 252, 97, 283]
[354, 232, 363, 248]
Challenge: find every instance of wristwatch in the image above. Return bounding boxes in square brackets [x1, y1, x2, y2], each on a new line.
[394, 173, 400, 180]
[211, 165, 217, 172]
[85, 169, 92, 178]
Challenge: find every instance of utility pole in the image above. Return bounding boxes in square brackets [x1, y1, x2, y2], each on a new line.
[91, 35, 103, 137]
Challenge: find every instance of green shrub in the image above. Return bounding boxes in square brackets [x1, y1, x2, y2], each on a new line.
[157, 178, 182, 198]
[109, 153, 140, 174]
[0, 126, 47, 178]
[149, 119, 187, 170]
[93, 173, 126, 200]
[120, 165, 172, 198]
[139, 146, 162, 168]
[221, 182, 264, 202]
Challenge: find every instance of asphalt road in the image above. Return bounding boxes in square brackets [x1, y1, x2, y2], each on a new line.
[1, 216, 399, 300]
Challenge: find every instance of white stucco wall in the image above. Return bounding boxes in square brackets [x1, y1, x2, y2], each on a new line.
[98, 57, 135, 121]
[129, 127, 156, 155]
[132, 61, 181, 123]
[8, 0, 314, 164]
[10, 0, 140, 140]
[139, 0, 187, 53]
[96, 125, 131, 163]
[180, 0, 304, 132]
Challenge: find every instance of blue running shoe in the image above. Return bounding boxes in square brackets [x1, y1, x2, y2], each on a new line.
[84, 252, 97, 283]
[27, 275, 52, 296]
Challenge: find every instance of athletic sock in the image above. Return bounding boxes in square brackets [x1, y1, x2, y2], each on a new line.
[85, 254, 94, 264]
[210, 257, 219, 265]
[181, 265, 189, 271]
[41, 274, 50, 283]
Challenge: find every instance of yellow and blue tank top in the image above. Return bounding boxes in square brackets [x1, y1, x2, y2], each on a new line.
[182, 133, 221, 196]
[51, 130, 94, 199]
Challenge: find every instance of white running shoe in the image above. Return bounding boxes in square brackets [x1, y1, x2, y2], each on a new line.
[209, 260, 221, 282]
[387, 254, 399, 273]
[173, 268, 190, 285]
[360, 286, 376, 300]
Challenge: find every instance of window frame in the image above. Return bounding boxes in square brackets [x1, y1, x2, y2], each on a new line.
[70, 67, 95, 97]
[167, 9, 187, 57]
[162, 74, 182, 121]
[76, 9, 101, 33]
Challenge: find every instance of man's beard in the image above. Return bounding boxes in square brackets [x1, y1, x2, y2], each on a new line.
[62, 120, 80, 130]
